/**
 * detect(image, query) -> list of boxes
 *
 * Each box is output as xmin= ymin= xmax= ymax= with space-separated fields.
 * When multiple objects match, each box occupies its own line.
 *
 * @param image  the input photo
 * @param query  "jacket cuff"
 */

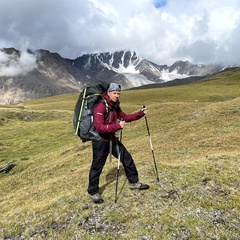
xmin=139 ymin=110 xmax=145 ymax=117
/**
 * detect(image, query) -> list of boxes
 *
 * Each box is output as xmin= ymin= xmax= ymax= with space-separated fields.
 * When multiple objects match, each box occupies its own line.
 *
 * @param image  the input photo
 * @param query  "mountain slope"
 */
xmin=0 ymin=48 xmax=226 ymax=104
xmin=0 ymin=48 xmax=89 ymax=104
xmin=68 ymin=51 xmax=225 ymax=88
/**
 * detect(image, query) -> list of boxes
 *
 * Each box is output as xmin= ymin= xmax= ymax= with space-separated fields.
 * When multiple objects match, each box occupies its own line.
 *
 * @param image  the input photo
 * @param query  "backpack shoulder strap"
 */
xmin=100 ymin=98 xmax=110 ymax=119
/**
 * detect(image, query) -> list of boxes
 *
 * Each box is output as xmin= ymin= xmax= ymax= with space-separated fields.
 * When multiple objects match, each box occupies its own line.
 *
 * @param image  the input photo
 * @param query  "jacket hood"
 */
xmin=103 ymin=92 xmax=120 ymax=109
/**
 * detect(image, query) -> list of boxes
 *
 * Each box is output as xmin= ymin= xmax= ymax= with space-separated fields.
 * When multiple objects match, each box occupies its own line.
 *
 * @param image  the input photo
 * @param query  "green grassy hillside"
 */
xmin=0 ymin=69 xmax=240 ymax=239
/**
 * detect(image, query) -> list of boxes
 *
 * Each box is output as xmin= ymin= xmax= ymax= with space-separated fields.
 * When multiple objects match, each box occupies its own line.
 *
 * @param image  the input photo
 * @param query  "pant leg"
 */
xmin=87 ymin=140 xmax=109 ymax=195
xmin=112 ymin=139 xmax=139 ymax=183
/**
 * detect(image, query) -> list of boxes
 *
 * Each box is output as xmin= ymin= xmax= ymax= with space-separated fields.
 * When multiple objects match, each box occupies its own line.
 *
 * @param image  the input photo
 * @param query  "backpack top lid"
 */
xmin=85 ymin=82 xmax=109 ymax=96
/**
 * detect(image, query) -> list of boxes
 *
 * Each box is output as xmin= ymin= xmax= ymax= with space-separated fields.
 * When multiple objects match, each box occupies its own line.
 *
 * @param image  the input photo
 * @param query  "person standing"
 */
xmin=88 ymin=83 xmax=149 ymax=204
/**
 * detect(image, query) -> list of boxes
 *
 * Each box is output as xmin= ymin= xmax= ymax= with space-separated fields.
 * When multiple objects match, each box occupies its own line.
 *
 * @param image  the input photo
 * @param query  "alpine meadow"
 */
xmin=0 ymin=68 xmax=239 ymax=239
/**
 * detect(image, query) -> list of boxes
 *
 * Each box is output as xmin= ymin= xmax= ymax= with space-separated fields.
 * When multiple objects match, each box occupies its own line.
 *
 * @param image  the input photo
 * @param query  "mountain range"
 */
xmin=0 ymin=48 xmax=228 ymax=104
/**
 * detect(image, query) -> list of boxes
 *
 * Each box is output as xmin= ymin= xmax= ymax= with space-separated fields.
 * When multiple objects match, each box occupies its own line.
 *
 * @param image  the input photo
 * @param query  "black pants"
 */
xmin=87 ymin=138 xmax=139 ymax=195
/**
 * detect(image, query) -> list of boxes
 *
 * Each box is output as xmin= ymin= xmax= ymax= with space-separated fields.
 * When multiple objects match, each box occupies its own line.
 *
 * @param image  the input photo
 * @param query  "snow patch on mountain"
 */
xmin=122 ymin=73 xmax=154 ymax=87
xmin=161 ymin=69 xmax=189 ymax=81
xmin=98 ymin=51 xmax=142 ymax=74
xmin=100 ymin=60 xmax=140 ymax=74
xmin=114 ymin=64 xmax=140 ymax=74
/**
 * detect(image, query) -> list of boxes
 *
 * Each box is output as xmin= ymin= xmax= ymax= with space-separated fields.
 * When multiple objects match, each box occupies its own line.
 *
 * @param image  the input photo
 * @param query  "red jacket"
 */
xmin=93 ymin=92 xmax=145 ymax=139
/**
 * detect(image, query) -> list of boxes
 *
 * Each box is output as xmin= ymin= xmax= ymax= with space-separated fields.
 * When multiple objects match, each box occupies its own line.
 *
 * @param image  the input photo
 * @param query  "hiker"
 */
xmin=88 ymin=82 xmax=149 ymax=204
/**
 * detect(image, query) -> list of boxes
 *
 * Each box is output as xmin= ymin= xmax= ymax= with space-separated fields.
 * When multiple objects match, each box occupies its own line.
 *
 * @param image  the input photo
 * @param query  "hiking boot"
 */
xmin=90 ymin=193 xmax=104 ymax=204
xmin=129 ymin=182 xmax=149 ymax=190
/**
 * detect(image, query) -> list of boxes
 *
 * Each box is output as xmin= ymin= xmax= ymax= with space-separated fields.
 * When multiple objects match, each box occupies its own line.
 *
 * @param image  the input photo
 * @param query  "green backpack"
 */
xmin=73 ymin=82 xmax=109 ymax=142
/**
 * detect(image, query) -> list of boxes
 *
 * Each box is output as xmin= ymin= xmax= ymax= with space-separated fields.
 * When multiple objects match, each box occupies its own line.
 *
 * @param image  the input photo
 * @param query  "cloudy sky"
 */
xmin=1 ymin=0 xmax=240 ymax=65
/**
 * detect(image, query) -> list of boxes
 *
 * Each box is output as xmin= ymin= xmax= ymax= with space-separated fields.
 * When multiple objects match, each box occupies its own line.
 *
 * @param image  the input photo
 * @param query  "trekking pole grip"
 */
xmin=142 ymin=105 xmax=150 ymax=134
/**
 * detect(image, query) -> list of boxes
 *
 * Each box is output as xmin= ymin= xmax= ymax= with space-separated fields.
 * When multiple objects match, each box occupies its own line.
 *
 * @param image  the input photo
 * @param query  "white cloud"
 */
xmin=0 ymin=0 xmax=240 ymax=65
xmin=0 ymin=49 xmax=37 ymax=77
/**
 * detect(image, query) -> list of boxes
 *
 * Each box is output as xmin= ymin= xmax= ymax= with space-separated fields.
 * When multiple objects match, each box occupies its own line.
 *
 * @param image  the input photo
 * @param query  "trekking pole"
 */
xmin=115 ymin=121 xmax=123 ymax=203
xmin=115 ymin=139 xmax=121 ymax=203
xmin=143 ymin=106 xmax=159 ymax=182
xmin=109 ymin=139 xmax=112 ymax=162
xmin=119 ymin=128 xmax=123 ymax=142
